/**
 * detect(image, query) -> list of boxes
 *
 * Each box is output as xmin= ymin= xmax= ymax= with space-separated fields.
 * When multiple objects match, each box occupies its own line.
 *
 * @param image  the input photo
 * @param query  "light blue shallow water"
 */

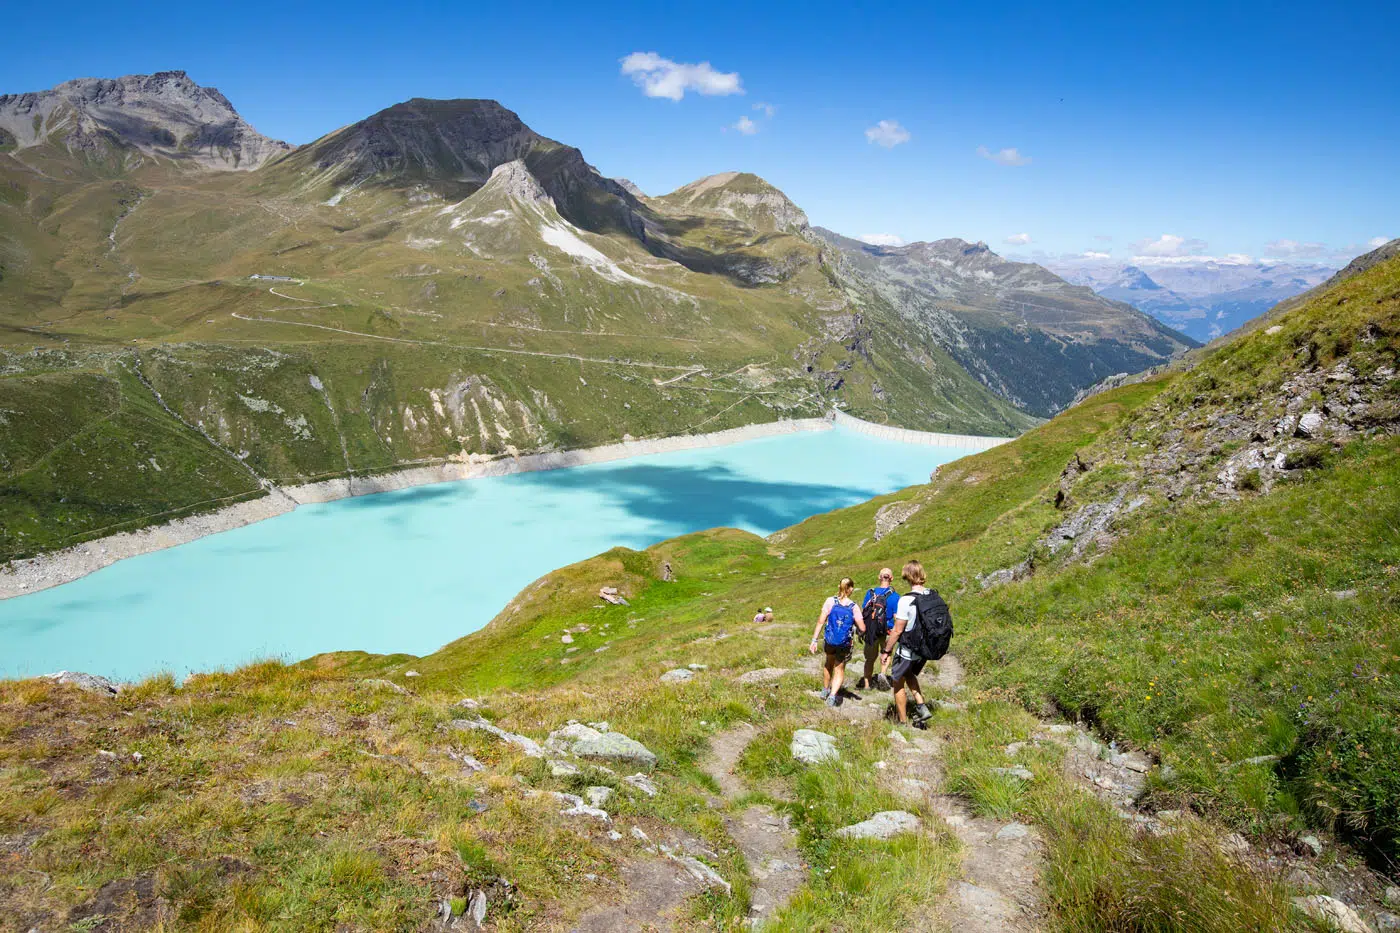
xmin=0 ymin=425 xmax=970 ymax=682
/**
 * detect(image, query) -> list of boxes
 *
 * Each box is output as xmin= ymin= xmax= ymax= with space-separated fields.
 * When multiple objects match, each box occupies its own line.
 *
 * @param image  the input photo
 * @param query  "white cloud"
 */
xmin=620 ymin=52 xmax=743 ymax=101
xmin=1208 ymin=323 xmax=1223 ymax=339
xmin=1133 ymin=253 xmax=1255 ymax=266
xmin=859 ymin=233 xmax=906 ymax=247
xmin=1264 ymin=238 xmax=1327 ymax=258
xmin=1004 ymin=233 xmax=1032 ymax=245
xmin=1081 ymin=250 xmax=1112 ymax=260
xmin=728 ymin=115 xmax=759 ymax=135
xmin=753 ymin=101 xmax=776 ymax=118
xmin=1132 ymin=234 xmax=1209 ymax=258
xmin=977 ymin=146 xmax=1031 ymax=166
xmin=865 ymin=120 xmax=911 ymax=148
xmin=1369 ymin=235 xmax=1393 ymax=249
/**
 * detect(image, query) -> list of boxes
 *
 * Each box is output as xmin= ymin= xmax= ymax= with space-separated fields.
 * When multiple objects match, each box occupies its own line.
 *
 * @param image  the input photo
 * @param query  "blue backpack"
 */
xmin=824 ymin=600 xmax=857 ymax=647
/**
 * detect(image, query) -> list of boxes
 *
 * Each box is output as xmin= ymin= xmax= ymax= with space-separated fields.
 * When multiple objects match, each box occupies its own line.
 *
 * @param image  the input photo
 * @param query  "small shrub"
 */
xmin=1235 ymin=469 xmax=1263 ymax=492
xmin=1282 ymin=444 xmax=1330 ymax=470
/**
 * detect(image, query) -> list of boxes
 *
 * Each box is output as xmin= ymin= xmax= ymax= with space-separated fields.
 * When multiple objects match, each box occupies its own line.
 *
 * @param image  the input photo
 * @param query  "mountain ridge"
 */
xmin=0 ymin=70 xmax=1199 ymax=560
xmin=0 ymin=69 xmax=290 ymax=171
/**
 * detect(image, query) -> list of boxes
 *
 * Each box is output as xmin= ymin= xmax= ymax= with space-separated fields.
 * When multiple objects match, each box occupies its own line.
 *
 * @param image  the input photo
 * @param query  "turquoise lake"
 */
xmin=0 ymin=425 xmax=972 ymax=682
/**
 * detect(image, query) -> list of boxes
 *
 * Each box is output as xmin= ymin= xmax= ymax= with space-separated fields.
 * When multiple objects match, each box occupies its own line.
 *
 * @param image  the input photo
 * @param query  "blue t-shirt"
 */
xmin=863 ymin=586 xmax=900 ymax=634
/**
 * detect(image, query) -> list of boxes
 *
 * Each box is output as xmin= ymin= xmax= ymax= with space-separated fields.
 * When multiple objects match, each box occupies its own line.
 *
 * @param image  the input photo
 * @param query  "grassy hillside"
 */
xmin=2 ymin=250 xmax=1394 ymax=930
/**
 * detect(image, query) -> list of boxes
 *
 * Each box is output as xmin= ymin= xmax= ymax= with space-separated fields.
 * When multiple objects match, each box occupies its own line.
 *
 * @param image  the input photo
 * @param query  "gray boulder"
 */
xmin=549 ymin=722 xmax=658 ymax=769
xmin=659 ymin=668 xmax=694 ymax=683
xmin=737 ymin=668 xmax=792 ymax=684
xmin=623 ymin=773 xmax=659 ymax=797
xmin=1291 ymin=895 xmax=1373 ymax=933
xmin=552 ymin=792 xmax=610 ymax=822
xmin=995 ymin=822 xmax=1032 ymax=841
xmin=41 ymin=671 xmax=120 ymax=696
xmin=835 ymin=810 xmax=921 ymax=840
xmin=1297 ymin=411 xmax=1326 ymax=437
xmin=790 ymin=729 xmax=840 ymax=765
xmin=585 ymin=786 xmax=614 ymax=808
xmin=449 ymin=717 xmax=546 ymax=758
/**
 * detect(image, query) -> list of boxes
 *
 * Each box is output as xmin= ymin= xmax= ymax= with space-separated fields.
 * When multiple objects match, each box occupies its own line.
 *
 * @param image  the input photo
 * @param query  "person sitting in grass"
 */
xmin=882 ymin=560 xmax=940 ymax=727
xmin=752 ymin=606 xmax=774 ymax=626
xmin=809 ymin=577 xmax=865 ymax=707
xmin=858 ymin=568 xmax=900 ymax=690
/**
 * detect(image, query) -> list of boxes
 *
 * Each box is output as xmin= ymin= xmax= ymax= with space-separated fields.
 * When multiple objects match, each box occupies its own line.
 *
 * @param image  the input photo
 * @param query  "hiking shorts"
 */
xmin=863 ymin=638 xmax=885 ymax=664
xmin=890 ymin=654 xmax=927 ymax=684
xmin=824 ymin=641 xmax=853 ymax=664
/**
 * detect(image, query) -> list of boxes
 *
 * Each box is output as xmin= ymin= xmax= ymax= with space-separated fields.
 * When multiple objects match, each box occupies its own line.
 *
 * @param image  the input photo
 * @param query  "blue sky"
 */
xmin=4 ymin=0 xmax=1396 ymax=264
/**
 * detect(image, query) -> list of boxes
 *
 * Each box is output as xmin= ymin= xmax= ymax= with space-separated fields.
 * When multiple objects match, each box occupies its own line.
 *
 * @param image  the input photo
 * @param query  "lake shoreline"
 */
xmin=0 ymin=414 xmax=1010 ymax=601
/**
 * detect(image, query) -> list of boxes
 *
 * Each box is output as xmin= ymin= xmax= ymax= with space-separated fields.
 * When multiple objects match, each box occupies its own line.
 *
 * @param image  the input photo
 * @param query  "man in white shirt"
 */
xmin=880 ymin=559 xmax=935 ymax=726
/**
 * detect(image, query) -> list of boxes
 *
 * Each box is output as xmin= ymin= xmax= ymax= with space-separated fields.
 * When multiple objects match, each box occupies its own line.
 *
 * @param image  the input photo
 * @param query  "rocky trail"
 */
xmin=700 ymin=722 xmax=807 ymax=926
xmin=808 ymin=656 xmax=1046 ymax=931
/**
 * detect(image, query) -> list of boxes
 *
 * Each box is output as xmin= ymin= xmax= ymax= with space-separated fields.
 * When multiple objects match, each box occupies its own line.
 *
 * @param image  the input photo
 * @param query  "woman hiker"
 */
xmin=858 ymin=567 xmax=900 ymax=690
xmin=809 ymin=577 xmax=865 ymax=707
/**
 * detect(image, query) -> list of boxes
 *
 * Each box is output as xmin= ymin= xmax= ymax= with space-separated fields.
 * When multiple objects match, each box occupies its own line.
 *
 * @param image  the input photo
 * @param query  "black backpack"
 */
xmin=899 ymin=590 xmax=953 ymax=661
xmin=862 ymin=588 xmax=890 ymax=645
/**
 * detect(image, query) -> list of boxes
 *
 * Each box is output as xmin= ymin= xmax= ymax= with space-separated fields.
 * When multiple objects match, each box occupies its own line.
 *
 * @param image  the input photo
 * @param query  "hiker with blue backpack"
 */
xmin=808 ymin=577 xmax=866 ymax=707
xmin=857 ymin=568 xmax=900 ymax=691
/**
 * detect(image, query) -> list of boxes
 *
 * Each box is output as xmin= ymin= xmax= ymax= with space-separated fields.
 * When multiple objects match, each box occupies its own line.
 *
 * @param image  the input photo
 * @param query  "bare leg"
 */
xmin=907 ymin=674 xmax=923 ymax=707
xmin=822 ymin=654 xmax=834 ymax=692
xmin=893 ymin=680 xmax=909 ymax=722
xmin=831 ymin=660 xmax=846 ymax=698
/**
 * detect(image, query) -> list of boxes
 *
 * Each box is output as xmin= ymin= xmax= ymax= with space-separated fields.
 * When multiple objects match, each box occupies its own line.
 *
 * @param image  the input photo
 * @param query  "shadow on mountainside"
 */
xmin=511 ymin=462 xmax=879 ymax=537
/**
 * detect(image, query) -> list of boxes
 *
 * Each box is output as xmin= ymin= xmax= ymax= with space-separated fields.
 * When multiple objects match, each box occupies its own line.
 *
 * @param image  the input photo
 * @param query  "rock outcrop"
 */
xmin=790 ymin=729 xmax=839 ymax=765
xmin=0 ymin=70 xmax=290 ymax=169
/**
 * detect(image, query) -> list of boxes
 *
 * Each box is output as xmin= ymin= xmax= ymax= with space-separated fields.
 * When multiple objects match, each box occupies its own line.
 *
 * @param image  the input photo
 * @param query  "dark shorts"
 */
xmin=890 ymin=654 xmax=927 ymax=683
xmin=824 ymin=641 xmax=853 ymax=664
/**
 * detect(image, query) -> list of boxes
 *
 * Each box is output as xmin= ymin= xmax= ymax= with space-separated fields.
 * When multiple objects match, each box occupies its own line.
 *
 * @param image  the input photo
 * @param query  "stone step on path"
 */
xmin=701 ymin=722 xmax=807 ymax=928
xmin=570 ymin=859 xmax=710 ymax=933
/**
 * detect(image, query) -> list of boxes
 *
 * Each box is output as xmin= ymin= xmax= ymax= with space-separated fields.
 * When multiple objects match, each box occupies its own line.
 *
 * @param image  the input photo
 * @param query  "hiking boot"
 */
xmin=913 ymin=703 xmax=933 ymax=722
xmin=825 ymin=693 xmax=840 ymax=708
xmin=876 ymin=674 xmax=892 ymax=691
xmin=819 ymin=687 xmax=831 ymax=700
xmin=911 ymin=718 xmax=929 ymax=730
xmin=855 ymin=677 xmax=871 ymax=690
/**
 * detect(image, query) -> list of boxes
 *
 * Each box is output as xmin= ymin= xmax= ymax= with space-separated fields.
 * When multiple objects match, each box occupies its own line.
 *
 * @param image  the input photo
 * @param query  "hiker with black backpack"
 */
xmin=858 ymin=568 xmax=900 ymax=690
xmin=880 ymin=559 xmax=953 ymax=727
xmin=808 ymin=577 xmax=866 ymax=708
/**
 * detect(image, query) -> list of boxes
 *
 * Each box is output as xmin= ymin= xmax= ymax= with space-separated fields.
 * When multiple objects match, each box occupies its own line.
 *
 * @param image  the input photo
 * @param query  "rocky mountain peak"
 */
xmin=0 ymin=70 xmax=290 ymax=170
xmin=480 ymin=159 xmax=553 ymax=207
xmin=302 ymin=98 xmax=541 ymax=187
xmin=659 ymin=171 xmax=808 ymax=234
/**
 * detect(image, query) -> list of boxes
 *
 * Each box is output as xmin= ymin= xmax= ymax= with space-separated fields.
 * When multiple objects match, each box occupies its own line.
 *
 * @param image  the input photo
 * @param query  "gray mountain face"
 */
xmin=0 ymin=71 xmax=290 ymax=170
xmin=1049 ymin=257 xmax=1336 ymax=342
xmin=814 ymin=229 xmax=1195 ymax=416
xmin=277 ymin=97 xmax=649 ymax=240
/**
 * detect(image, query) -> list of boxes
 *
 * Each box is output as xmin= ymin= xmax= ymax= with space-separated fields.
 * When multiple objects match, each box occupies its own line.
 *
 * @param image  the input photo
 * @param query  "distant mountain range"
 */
xmin=1044 ymin=255 xmax=1336 ymax=342
xmin=0 ymin=71 xmax=1194 ymax=559
xmin=814 ymin=231 xmax=1192 ymax=414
